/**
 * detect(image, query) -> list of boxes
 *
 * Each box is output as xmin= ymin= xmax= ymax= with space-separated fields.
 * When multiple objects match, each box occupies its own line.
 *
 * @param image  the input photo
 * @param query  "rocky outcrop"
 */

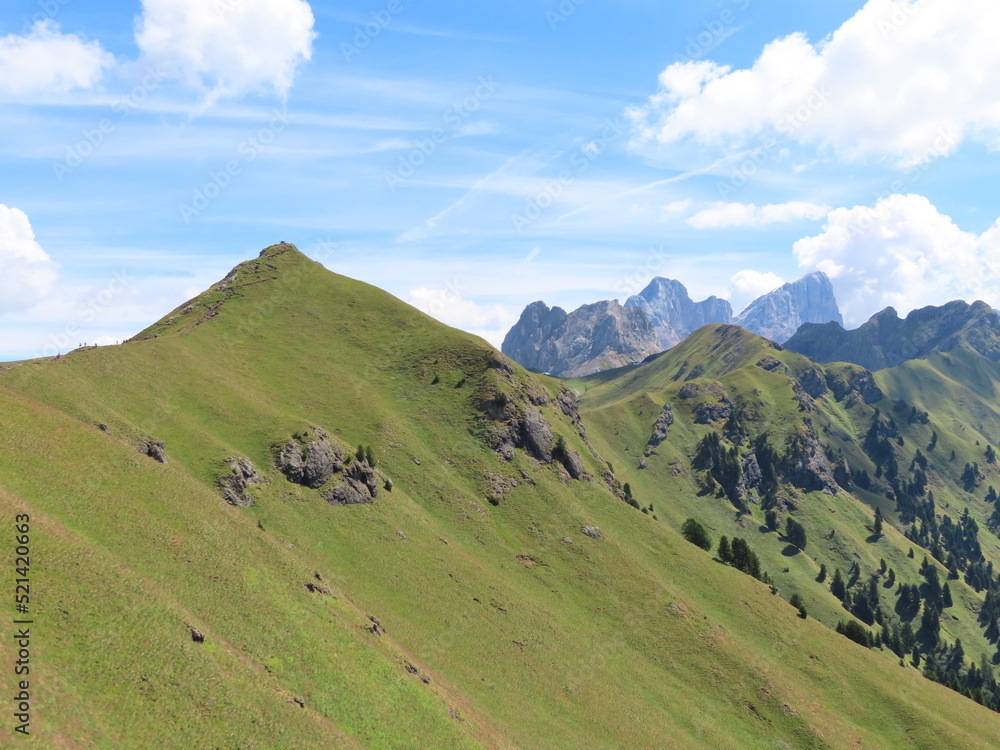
xmin=274 ymin=428 xmax=387 ymax=505
xmin=833 ymin=458 xmax=853 ymax=491
xmin=647 ymin=404 xmax=674 ymax=448
xmin=741 ymin=453 xmax=763 ymax=494
xmin=735 ymin=272 xmax=843 ymax=344
xmin=796 ymin=366 xmax=828 ymax=399
xmin=480 ymin=386 xmax=590 ymax=480
xmin=275 ymin=429 xmax=343 ymax=488
xmin=778 ymin=431 xmax=839 ymax=495
xmin=625 ymin=277 xmax=733 ymax=349
xmin=140 ymin=439 xmax=167 ymax=464
xmin=323 ymin=459 xmax=380 ymax=506
xmin=220 ymin=457 xmax=266 ymax=506
xmin=486 ymin=406 xmax=555 ymax=464
xmin=555 ymin=445 xmax=586 ymax=480
xmin=695 ymin=395 xmax=733 ymax=425
xmin=786 ymin=300 xmax=1000 ymax=371
xmin=824 ymin=367 xmax=884 ymax=404
xmin=501 ymin=299 xmax=660 ymax=377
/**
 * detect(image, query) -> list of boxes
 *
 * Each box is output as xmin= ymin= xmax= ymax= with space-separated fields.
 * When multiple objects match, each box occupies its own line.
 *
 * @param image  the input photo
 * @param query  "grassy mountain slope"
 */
xmin=574 ymin=323 xmax=1000 ymax=725
xmin=2 ymin=246 xmax=999 ymax=747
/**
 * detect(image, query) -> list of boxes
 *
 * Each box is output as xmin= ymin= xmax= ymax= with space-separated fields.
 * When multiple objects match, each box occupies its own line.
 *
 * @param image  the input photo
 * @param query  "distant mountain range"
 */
xmin=502 ymin=271 xmax=843 ymax=376
xmin=785 ymin=299 xmax=1000 ymax=370
xmin=624 ymin=277 xmax=733 ymax=349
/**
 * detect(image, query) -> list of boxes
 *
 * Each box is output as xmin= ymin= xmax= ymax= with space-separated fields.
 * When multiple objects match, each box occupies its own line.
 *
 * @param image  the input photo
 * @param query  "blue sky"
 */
xmin=3 ymin=0 xmax=1000 ymax=360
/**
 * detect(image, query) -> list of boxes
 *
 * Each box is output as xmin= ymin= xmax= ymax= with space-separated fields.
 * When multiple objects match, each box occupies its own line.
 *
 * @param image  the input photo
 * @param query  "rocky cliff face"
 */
xmin=735 ymin=272 xmax=843 ymax=343
xmin=625 ymin=277 xmax=733 ymax=349
xmin=785 ymin=299 xmax=1000 ymax=370
xmin=501 ymin=272 xmax=843 ymax=377
xmin=501 ymin=299 xmax=660 ymax=377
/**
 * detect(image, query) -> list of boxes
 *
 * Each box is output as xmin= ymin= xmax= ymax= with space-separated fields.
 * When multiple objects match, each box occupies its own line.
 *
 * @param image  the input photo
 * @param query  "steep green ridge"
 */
xmin=1 ymin=246 xmax=999 ymax=747
xmin=574 ymin=323 xmax=1000 ymax=722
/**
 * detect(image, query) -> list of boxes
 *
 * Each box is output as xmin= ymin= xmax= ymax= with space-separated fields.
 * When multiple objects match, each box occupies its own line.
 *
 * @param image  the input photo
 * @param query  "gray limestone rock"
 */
xmin=735 ymin=272 xmax=843 ymax=344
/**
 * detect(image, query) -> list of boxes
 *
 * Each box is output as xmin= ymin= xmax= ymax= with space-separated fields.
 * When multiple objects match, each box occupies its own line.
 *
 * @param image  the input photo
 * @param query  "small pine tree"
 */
xmin=816 ymin=564 xmax=827 ymax=584
xmin=943 ymin=583 xmax=953 ymax=608
xmin=765 ymin=509 xmax=779 ymax=532
xmin=872 ymin=508 xmax=884 ymax=539
xmin=785 ymin=518 xmax=807 ymax=551
xmin=831 ymin=568 xmax=847 ymax=601
xmin=681 ymin=518 xmax=712 ymax=551
xmin=718 ymin=536 xmax=732 ymax=564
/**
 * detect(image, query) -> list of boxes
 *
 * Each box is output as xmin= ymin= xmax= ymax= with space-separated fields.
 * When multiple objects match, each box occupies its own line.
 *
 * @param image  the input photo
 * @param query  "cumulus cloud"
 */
xmin=406 ymin=287 xmax=517 ymax=348
xmin=687 ymin=201 xmax=829 ymax=229
xmin=792 ymin=193 xmax=999 ymax=326
xmin=0 ymin=21 xmax=113 ymax=94
xmin=135 ymin=0 xmax=317 ymax=101
xmin=0 ymin=206 xmax=59 ymax=314
xmin=728 ymin=270 xmax=785 ymax=314
xmin=629 ymin=0 xmax=1000 ymax=166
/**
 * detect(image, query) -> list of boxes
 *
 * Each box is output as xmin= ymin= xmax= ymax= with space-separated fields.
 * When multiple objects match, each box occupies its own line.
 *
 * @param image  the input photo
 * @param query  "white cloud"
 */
xmin=135 ymin=0 xmax=317 ymax=101
xmin=0 ymin=21 xmax=113 ymax=94
xmin=0 ymin=206 xmax=59 ymax=314
xmin=406 ymin=287 xmax=517 ymax=348
xmin=661 ymin=199 xmax=693 ymax=221
xmin=629 ymin=0 xmax=1000 ymax=166
xmin=792 ymin=193 xmax=997 ymax=326
xmin=728 ymin=270 xmax=785 ymax=314
xmin=687 ymin=201 xmax=829 ymax=229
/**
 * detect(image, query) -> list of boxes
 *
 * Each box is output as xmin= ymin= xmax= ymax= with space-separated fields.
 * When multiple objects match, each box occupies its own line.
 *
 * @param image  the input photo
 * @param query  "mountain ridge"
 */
xmin=785 ymin=299 xmax=1000 ymax=370
xmin=734 ymin=271 xmax=843 ymax=343
xmin=4 ymin=243 xmax=1000 ymax=746
xmin=503 ymin=271 xmax=844 ymax=377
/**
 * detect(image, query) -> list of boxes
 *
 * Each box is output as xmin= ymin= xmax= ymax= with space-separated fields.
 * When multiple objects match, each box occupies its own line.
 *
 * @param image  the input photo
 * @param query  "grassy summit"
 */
xmin=1 ymin=244 xmax=999 ymax=747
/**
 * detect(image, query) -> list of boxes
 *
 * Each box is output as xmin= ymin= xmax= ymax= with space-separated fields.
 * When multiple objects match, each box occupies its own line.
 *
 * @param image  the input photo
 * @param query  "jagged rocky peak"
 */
xmin=785 ymin=298 xmax=1000 ymax=371
xmin=625 ymin=277 xmax=733 ymax=349
xmin=734 ymin=271 xmax=843 ymax=344
xmin=501 ymin=298 xmax=659 ymax=378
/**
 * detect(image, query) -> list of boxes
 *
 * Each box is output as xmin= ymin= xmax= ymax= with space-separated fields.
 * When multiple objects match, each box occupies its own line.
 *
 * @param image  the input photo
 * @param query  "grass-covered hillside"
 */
xmin=2 ymin=244 xmax=1000 ymax=748
xmin=575 ymin=323 xmax=1000 ymax=722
